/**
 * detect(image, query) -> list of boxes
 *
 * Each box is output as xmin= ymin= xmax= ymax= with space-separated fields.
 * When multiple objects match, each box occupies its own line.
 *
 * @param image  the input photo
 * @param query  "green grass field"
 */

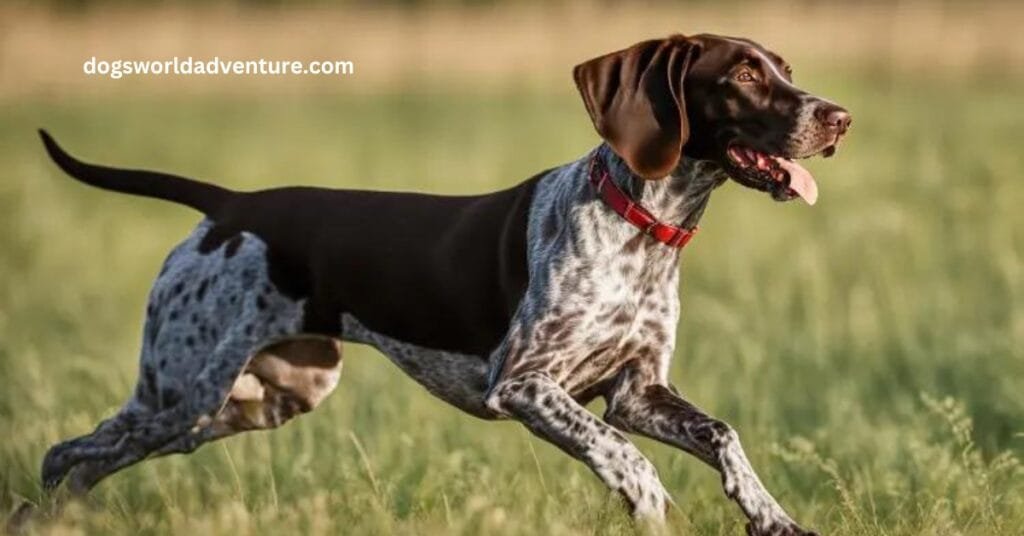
xmin=1 ymin=70 xmax=1023 ymax=534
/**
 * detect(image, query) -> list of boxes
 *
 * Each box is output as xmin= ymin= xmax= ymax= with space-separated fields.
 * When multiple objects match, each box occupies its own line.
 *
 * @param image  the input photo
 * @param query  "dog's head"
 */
xmin=574 ymin=34 xmax=850 ymax=204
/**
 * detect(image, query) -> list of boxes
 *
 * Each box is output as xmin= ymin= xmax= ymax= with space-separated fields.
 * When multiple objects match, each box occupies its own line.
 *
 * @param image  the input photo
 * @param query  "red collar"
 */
xmin=588 ymin=153 xmax=697 ymax=249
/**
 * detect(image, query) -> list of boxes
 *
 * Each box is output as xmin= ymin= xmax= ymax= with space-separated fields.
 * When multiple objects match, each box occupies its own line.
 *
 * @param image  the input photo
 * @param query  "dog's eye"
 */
xmin=735 ymin=70 xmax=755 ymax=83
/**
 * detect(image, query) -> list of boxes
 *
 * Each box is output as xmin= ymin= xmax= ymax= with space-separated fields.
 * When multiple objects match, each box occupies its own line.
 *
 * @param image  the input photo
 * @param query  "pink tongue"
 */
xmin=775 ymin=158 xmax=818 ymax=205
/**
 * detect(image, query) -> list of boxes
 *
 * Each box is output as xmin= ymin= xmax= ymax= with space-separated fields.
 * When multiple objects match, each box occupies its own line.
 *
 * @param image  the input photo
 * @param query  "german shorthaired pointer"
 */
xmin=37 ymin=34 xmax=848 ymax=534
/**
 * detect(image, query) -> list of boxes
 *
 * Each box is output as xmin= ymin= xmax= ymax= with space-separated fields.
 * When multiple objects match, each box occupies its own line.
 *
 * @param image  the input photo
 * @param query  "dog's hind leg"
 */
xmin=40 ymin=403 xmax=151 ymax=491
xmin=61 ymin=336 xmax=343 ymax=494
xmin=40 ymin=325 xmax=263 ymax=493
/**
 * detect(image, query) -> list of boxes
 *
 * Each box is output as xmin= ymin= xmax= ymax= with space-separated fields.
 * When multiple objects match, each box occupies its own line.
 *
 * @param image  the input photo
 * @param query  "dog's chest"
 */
xmin=570 ymin=254 xmax=678 ymax=390
xmin=517 ymin=234 xmax=681 ymax=393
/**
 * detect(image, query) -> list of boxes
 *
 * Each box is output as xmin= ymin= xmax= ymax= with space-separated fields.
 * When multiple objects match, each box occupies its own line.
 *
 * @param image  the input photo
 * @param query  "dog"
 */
xmin=37 ymin=34 xmax=848 ymax=535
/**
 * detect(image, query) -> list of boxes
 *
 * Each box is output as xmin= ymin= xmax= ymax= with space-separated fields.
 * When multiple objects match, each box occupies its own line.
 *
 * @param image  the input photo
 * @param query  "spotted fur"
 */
xmin=484 ymin=147 xmax=810 ymax=534
xmin=39 ymin=145 xmax=809 ymax=534
xmin=34 ymin=32 xmax=851 ymax=535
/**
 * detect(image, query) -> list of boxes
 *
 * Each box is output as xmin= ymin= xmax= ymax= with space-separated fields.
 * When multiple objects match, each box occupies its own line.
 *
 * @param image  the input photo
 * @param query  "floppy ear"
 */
xmin=573 ymin=36 xmax=697 ymax=179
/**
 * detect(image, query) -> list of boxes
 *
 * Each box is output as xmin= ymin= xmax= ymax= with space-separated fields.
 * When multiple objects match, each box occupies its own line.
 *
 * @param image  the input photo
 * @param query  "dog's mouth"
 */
xmin=724 ymin=144 xmax=825 ymax=205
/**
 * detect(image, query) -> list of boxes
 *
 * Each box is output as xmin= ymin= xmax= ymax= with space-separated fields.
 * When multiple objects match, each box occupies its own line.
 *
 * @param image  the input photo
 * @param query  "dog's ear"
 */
xmin=573 ymin=36 xmax=697 ymax=180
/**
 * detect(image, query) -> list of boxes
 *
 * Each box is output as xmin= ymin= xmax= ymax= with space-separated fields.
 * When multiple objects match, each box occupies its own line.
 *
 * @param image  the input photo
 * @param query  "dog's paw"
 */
xmin=40 ymin=446 xmax=72 ymax=491
xmin=745 ymin=520 xmax=819 ymax=536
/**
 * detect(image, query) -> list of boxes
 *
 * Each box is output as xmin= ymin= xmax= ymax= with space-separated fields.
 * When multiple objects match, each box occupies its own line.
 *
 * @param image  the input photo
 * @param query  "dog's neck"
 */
xmin=597 ymin=144 xmax=728 ymax=231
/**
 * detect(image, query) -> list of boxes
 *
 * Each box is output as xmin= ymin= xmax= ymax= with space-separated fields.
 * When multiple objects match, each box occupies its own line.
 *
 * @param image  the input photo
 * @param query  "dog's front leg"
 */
xmin=485 ymin=371 xmax=671 ymax=522
xmin=604 ymin=367 xmax=816 ymax=536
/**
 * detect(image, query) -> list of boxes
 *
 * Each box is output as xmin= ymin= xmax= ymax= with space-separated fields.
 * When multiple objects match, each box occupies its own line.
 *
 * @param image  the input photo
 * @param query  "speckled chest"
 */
xmin=491 ymin=155 xmax=699 ymax=396
xmin=543 ymin=246 xmax=681 ymax=394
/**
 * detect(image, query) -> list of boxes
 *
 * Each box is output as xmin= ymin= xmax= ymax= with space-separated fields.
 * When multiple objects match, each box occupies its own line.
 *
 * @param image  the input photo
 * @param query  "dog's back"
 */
xmin=41 ymin=130 xmax=541 ymax=356
xmin=198 ymin=181 xmax=541 ymax=355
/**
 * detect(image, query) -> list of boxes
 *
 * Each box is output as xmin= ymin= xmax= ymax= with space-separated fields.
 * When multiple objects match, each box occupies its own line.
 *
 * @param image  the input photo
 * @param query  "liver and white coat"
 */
xmin=37 ymin=33 xmax=849 ymax=535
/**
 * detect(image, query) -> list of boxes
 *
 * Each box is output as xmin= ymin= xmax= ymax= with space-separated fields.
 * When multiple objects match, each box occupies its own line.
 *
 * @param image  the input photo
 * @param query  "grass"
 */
xmin=1 ymin=70 xmax=1023 ymax=534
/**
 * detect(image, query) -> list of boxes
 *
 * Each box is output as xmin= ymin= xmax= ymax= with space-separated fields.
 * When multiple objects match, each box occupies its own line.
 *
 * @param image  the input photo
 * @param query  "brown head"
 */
xmin=574 ymin=34 xmax=851 ymax=204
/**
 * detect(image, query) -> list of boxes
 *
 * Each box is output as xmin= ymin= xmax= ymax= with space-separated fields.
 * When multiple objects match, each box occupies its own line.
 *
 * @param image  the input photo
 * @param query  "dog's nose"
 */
xmin=816 ymin=104 xmax=851 ymax=134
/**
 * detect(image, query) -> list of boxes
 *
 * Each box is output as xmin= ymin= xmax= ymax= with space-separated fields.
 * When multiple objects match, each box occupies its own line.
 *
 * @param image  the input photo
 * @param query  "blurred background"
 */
xmin=1 ymin=1 xmax=1022 ymax=534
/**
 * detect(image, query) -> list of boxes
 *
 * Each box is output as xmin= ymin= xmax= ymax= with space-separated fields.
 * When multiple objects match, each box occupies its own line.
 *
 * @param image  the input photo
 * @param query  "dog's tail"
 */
xmin=39 ymin=129 xmax=233 ymax=216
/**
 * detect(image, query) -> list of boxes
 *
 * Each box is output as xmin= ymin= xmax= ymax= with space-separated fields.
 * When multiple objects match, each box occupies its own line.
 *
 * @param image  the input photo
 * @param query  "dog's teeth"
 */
xmin=728 ymin=146 xmax=744 ymax=164
xmin=755 ymin=153 xmax=770 ymax=170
